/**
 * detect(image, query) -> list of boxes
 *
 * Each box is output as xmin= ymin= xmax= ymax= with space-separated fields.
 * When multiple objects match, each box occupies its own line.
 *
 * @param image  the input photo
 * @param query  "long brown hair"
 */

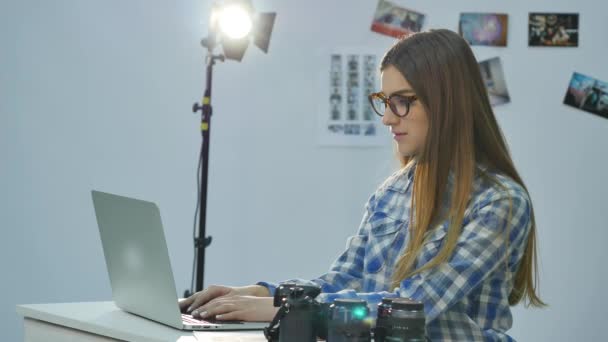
xmin=384 ymin=29 xmax=545 ymax=307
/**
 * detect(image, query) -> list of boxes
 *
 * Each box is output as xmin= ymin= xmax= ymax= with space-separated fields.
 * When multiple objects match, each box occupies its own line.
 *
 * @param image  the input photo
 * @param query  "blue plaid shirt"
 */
xmin=259 ymin=164 xmax=532 ymax=341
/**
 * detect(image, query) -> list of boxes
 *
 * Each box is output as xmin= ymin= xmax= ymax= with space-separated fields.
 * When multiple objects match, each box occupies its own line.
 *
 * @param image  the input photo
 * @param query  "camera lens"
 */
xmin=327 ymin=298 xmax=371 ymax=342
xmin=386 ymin=298 xmax=426 ymax=342
xmin=374 ymin=297 xmax=395 ymax=342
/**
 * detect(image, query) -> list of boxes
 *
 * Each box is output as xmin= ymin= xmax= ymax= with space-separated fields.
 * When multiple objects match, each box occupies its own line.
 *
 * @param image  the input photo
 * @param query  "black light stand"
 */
xmin=185 ymin=35 xmax=225 ymax=297
xmin=184 ymin=2 xmax=276 ymax=298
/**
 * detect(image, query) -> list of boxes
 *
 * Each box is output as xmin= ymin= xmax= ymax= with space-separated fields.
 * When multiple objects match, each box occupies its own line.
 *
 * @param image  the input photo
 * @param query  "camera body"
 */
xmin=264 ymin=283 xmax=323 ymax=342
xmin=264 ymin=284 xmax=428 ymax=342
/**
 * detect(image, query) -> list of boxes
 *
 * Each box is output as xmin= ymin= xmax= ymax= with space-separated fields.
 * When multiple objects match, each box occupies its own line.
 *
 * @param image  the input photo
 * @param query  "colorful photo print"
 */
xmin=529 ymin=13 xmax=579 ymax=47
xmin=371 ymin=0 xmax=425 ymax=38
xmin=459 ymin=13 xmax=508 ymax=46
xmin=564 ymin=72 xmax=608 ymax=120
xmin=478 ymin=57 xmax=510 ymax=106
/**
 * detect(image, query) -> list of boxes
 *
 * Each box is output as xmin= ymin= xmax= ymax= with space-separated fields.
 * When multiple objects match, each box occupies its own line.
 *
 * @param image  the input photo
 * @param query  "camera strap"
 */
xmin=263 ymin=302 xmax=290 ymax=342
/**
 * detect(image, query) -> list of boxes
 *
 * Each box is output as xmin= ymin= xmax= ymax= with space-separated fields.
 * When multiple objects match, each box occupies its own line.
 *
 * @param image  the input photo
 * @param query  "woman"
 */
xmin=179 ymin=29 xmax=545 ymax=341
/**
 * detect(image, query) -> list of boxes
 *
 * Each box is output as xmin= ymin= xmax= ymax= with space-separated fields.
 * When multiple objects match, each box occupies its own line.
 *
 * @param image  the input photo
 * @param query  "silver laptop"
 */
xmin=91 ymin=190 xmax=269 ymax=331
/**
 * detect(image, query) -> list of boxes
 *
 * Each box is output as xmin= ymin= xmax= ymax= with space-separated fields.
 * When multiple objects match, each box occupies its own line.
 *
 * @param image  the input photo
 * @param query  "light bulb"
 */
xmin=218 ymin=5 xmax=252 ymax=39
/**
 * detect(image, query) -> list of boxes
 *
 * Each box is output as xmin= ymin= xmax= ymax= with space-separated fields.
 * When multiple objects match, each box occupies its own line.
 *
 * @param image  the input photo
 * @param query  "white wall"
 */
xmin=2 ymin=0 xmax=607 ymax=341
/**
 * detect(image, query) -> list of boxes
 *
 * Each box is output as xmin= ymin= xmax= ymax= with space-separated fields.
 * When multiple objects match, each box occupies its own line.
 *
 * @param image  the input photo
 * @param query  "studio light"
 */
xmin=204 ymin=0 xmax=276 ymax=62
xmin=185 ymin=0 xmax=276 ymax=297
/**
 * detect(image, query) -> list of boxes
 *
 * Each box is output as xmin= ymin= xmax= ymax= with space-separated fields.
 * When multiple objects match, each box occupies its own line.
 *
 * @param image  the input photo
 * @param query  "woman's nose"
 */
xmin=381 ymin=107 xmax=399 ymax=126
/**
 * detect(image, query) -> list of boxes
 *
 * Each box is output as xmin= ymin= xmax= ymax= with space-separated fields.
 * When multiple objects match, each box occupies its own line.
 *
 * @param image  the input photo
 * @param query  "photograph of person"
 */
xmin=371 ymin=0 xmax=425 ymax=38
xmin=529 ymin=13 xmax=579 ymax=47
xmin=180 ymin=29 xmax=545 ymax=341
xmin=564 ymin=72 xmax=608 ymax=119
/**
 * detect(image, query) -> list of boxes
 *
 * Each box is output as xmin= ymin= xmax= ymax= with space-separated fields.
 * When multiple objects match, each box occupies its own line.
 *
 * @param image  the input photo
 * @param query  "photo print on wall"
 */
xmin=459 ymin=13 xmax=509 ymax=46
xmin=479 ymin=57 xmax=510 ymax=107
xmin=320 ymin=50 xmax=387 ymax=147
xmin=371 ymin=0 xmax=425 ymax=38
xmin=564 ymin=72 xmax=608 ymax=120
xmin=529 ymin=13 xmax=579 ymax=47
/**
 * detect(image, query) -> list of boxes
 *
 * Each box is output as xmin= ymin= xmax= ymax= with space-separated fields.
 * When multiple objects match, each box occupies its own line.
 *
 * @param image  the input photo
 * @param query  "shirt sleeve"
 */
xmin=315 ymin=191 xmax=532 ymax=323
xmin=257 ymin=194 xmax=376 ymax=296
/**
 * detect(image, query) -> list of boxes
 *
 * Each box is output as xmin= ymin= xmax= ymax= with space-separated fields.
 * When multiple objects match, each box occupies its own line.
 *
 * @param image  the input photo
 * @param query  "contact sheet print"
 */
xmin=319 ymin=50 xmax=387 ymax=147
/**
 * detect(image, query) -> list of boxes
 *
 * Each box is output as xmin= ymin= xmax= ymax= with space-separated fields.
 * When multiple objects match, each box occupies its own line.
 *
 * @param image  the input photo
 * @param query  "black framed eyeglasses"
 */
xmin=368 ymin=92 xmax=418 ymax=118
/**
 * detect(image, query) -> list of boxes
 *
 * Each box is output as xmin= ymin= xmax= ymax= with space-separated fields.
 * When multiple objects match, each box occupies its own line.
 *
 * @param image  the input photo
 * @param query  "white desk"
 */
xmin=16 ymin=301 xmax=266 ymax=342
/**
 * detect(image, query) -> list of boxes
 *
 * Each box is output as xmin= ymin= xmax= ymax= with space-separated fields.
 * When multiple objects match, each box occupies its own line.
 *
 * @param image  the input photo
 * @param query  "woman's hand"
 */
xmin=178 ymin=285 xmax=270 ymax=314
xmin=191 ymin=296 xmax=277 ymax=322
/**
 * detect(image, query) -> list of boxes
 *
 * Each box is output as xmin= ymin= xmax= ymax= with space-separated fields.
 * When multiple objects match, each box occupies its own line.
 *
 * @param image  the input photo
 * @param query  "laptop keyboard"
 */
xmin=181 ymin=314 xmax=245 ymax=325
